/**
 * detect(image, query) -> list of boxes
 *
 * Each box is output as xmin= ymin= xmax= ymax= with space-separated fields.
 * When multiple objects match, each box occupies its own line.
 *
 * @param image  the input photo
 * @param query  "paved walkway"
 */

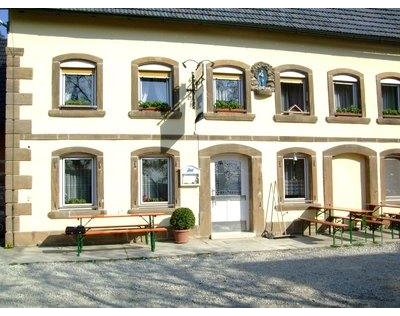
xmin=1 ymin=231 xmax=399 ymax=265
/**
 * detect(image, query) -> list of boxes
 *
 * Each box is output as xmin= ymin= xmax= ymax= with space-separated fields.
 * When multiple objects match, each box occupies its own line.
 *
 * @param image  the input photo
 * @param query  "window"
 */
xmin=283 ymin=154 xmax=309 ymax=201
xmin=280 ymin=71 xmax=308 ymax=113
xmin=140 ymin=157 xmax=172 ymax=204
xmin=51 ymin=54 xmax=104 ymax=117
xmin=384 ymin=157 xmax=400 ymax=201
xmin=381 ymin=78 xmax=400 ymax=116
xmin=60 ymin=61 xmax=96 ymax=107
xmin=61 ymin=157 xmax=95 ymax=207
xmin=333 ymin=75 xmax=360 ymax=115
xmin=273 ymin=65 xmax=316 ymax=123
xmin=213 ymin=68 xmax=244 ymax=111
xmin=139 ymin=64 xmax=172 ymax=110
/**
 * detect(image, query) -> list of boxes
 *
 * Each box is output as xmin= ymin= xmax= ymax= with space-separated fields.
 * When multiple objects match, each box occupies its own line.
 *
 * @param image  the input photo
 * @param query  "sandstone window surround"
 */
xmin=277 ymin=148 xmax=318 ymax=211
xmin=205 ymin=60 xmax=254 ymax=121
xmin=130 ymin=147 xmax=180 ymax=214
xmin=50 ymin=53 xmax=105 ymax=118
xmin=326 ymin=69 xmax=370 ymax=124
xmin=273 ymin=65 xmax=317 ymax=123
xmin=130 ymin=57 xmax=181 ymax=119
xmin=376 ymin=72 xmax=400 ymax=125
xmin=48 ymin=147 xmax=104 ymax=219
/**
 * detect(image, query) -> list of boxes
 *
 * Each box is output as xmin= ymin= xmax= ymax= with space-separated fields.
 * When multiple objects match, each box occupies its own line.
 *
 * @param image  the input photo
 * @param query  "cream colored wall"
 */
xmin=8 ymin=11 xmax=400 ymax=233
xmin=16 ymin=138 xmax=398 ymax=232
xmin=332 ymin=154 xmax=366 ymax=210
xmin=10 ymin=11 xmax=400 ymax=138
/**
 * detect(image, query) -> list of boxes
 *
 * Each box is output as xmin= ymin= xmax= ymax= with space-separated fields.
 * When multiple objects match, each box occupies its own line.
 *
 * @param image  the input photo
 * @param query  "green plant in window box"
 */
xmin=382 ymin=109 xmax=400 ymax=116
xmin=66 ymin=198 xmax=87 ymax=204
xmin=214 ymin=100 xmax=242 ymax=110
xmin=65 ymin=99 xmax=91 ymax=106
xmin=335 ymin=105 xmax=362 ymax=115
xmin=139 ymin=101 xmax=170 ymax=111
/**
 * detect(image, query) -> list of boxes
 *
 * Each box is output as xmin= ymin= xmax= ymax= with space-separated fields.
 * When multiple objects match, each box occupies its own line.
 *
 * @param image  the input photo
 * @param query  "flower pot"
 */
xmin=173 ymin=229 xmax=190 ymax=244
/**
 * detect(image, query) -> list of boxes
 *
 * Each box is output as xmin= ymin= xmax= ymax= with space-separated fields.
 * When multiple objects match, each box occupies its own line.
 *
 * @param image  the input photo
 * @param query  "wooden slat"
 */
xmin=84 ymin=227 xmax=167 ymax=236
xmin=299 ymin=217 xmax=348 ymax=228
xmin=69 ymin=212 xmax=166 ymax=219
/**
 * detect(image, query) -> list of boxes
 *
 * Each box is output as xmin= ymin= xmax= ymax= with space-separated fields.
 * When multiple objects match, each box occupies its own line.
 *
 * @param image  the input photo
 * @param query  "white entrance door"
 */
xmin=210 ymin=155 xmax=249 ymax=233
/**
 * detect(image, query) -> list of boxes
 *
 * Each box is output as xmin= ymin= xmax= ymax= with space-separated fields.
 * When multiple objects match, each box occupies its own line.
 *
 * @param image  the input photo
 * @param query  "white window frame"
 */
xmin=138 ymin=64 xmax=172 ymax=106
xmin=139 ymin=75 xmax=172 ymax=106
xmin=333 ymin=81 xmax=359 ymax=110
xmin=381 ymin=83 xmax=400 ymax=110
xmin=283 ymin=156 xmax=309 ymax=202
xmin=213 ymin=74 xmax=243 ymax=105
xmin=60 ymin=60 xmax=97 ymax=108
xmin=60 ymin=157 xmax=96 ymax=208
xmin=139 ymin=156 xmax=172 ymax=206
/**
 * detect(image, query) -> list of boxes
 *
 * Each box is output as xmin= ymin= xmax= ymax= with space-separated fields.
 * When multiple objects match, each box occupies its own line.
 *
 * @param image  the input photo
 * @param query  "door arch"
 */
xmin=323 ymin=145 xmax=378 ymax=208
xmin=198 ymin=144 xmax=263 ymax=237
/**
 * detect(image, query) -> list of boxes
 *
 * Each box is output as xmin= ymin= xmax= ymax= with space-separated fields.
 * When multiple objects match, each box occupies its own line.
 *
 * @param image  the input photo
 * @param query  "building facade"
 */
xmin=3 ymin=8 xmax=400 ymax=246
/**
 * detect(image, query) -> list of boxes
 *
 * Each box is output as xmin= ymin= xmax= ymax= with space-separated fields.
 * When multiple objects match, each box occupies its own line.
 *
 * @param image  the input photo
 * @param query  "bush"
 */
xmin=170 ymin=207 xmax=195 ymax=230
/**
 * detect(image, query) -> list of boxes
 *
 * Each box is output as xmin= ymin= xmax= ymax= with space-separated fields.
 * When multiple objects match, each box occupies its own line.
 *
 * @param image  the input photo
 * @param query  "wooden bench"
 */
xmin=66 ymin=212 xmax=167 ymax=256
xmin=299 ymin=216 xmax=348 ymax=246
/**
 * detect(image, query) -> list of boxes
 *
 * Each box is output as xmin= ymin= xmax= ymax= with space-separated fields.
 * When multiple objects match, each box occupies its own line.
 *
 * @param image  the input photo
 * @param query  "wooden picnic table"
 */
xmin=67 ymin=212 xmax=167 ymax=256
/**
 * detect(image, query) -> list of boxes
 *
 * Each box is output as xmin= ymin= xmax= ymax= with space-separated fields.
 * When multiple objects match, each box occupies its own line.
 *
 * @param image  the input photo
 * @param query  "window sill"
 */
xmin=277 ymin=202 xmax=320 ymax=211
xmin=128 ymin=110 xmax=182 ymax=119
xmin=273 ymin=114 xmax=317 ymax=123
xmin=204 ymin=112 xmax=255 ymax=121
xmin=326 ymin=116 xmax=370 ymax=124
xmin=377 ymin=117 xmax=400 ymax=125
xmin=49 ymin=109 xmax=106 ymax=118
xmin=48 ymin=208 xmax=106 ymax=219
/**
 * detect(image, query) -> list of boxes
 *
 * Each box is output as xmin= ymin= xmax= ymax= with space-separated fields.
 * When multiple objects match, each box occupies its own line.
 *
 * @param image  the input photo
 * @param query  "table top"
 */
xmin=308 ymin=205 xmax=374 ymax=214
xmin=70 ymin=212 xmax=166 ymax=219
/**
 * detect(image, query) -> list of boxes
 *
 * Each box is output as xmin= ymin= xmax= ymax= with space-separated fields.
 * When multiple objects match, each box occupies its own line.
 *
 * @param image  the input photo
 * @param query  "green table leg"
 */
xmin=150 ymin=231 xmax=156 ymax=252
xmin=341 ymin=228 xmax=344 ymax=246
xmin=380 ymin=224 xmax=383 ymax=243
xmin=391 ymin=225 xmax=394 ymax=239
xmin=145 ymin=232 xmax=149 ymax=245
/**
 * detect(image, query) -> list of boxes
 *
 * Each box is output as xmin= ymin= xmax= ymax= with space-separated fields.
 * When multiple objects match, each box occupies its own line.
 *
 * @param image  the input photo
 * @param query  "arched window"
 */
xmin=50 ymin=147 xmax=104 ymax=218
xmin=50 ymin=53 xmax=104 ymax=117
xmin=376 ymin=73 xmax=400 ymax=124
xmin=205 ymin=60 xmax=254 ymax=121
xmin=277 ymin=148 xmax=317 ymax=210
xmin=380 ymin=150 xmax=400 ymax=203
xmin=130 ymin=57 xmax=181 ymax=119
xmin=327 ymin=69 xmax=369 ymax=124
xmin=273 ymin=65 xmax=316 ymax=123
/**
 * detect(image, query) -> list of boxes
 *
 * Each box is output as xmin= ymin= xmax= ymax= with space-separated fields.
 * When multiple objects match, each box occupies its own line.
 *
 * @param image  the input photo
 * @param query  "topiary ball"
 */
xmin=170 ymin=207 xmax=195 ymax=230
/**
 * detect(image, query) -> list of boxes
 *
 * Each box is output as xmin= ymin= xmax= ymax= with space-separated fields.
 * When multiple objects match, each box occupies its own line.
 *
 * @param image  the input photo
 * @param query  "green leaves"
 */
xmin=383 ymin=108 xmax=400 ymax=116
xmin=65 ymin=99 xmax=91 ymax=105
xmin=170 ymin=207 xmax=195 ymax=230
xmin=335 ymin=105 xmax=361 ymax=114
xmin=139 ymin=100 xmax=170 ymax=111
xmin=66 ymin=198 xmax=87 ymax=204
xmin=214 ymin=100 xmax=242 ymax=109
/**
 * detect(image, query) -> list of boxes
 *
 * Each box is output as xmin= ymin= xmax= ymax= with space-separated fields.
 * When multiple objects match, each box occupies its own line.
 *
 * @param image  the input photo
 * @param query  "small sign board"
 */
xmin=180 ymin=165 xmax=200 ymax=187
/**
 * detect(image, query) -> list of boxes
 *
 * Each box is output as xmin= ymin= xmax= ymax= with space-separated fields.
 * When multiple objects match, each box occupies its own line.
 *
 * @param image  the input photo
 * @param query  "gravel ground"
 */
xmin=0 ymin=242 xmax=399 ymax=307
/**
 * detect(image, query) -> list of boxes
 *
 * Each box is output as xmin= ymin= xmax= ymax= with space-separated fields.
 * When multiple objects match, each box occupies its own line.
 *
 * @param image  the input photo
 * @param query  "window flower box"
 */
xmin=382 ymin=109 xmax=400 ymax=117
xmin=139 ymin=101 xmax=170 ymax=112
xmin=214 ymin=100 xmax=246 ymax=113
xmin=334 ymin=105 xmax=362 ymax=117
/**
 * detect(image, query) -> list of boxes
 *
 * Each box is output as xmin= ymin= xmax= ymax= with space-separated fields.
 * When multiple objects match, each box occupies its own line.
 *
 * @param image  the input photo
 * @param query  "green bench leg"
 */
xmin=150 ymin=231 xmax=156 ymax=252
xmin=145 ymin=232 xmax=149 ymax=245
xmin=77 ymin=233 xmax=83 ymax=256
xmin=332 ymin=229 xmax=336 ymax=247
xmin=391 ymin=225 xmax=394 ymax=239
xmin=380 ymin=225 xmax=383 ymax=243
xmin=349 ymin=218 xmax=353 ymax=244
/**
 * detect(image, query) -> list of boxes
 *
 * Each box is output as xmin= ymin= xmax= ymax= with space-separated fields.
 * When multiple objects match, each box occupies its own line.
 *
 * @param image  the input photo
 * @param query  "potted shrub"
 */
xmin=169 ymin=207 xmax=195 ymax=244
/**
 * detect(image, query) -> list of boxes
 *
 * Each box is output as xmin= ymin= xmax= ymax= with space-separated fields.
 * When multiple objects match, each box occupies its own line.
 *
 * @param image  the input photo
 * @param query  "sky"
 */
xmin=0 ymin=8 xmax=8 ymax=38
